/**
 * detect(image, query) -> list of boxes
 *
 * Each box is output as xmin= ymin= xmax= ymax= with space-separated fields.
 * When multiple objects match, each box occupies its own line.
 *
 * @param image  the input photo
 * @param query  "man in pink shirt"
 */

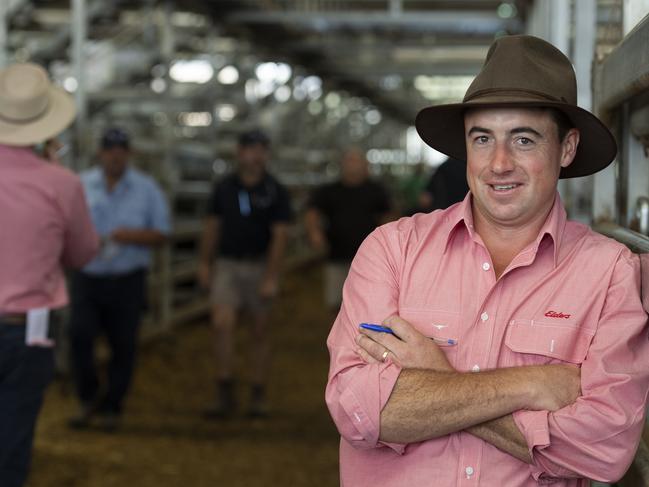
xmin=326 ymin=36 xmax=649 ymax=486
xmin=0 ymin=63 xmax=99 ymax=487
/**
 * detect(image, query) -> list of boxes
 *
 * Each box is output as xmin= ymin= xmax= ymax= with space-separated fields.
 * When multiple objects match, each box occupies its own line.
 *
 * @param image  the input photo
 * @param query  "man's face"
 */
xmin=464 ymin=107 xmax=579 ymax=231
xmin=237 ymin=143 xmax=269 ymax=174
xmin=100 ymin=146 xmax=130 ymax=179
xmin=341 ymin=149 xmax=369 ymax=184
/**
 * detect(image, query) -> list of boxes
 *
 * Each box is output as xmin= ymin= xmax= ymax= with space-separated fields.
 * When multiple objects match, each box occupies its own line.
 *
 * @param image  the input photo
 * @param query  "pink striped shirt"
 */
xmin=326 ymin=193 xmax=649 ymax=486
xmin=0 ymin=145 xmax=99 ymax=312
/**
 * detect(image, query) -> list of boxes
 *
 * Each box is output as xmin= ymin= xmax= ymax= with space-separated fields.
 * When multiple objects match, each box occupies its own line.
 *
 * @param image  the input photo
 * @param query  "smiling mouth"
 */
xmin=490 ymin=183 xmax=521 ymax=191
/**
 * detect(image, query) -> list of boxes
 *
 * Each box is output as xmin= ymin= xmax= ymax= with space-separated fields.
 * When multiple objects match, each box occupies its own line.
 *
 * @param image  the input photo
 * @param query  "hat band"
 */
xmin=464 ymin=88 xmax=570 ymax=104
xmin=0 ymin=99 xmax=51 ymax=125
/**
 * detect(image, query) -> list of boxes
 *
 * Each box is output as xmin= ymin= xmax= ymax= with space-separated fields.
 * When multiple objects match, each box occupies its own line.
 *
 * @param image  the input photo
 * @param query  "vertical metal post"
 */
xmin=624 ymin=0 xmax=649 ymax=35
xmin=72 ymin=0 xmax=88 ymax=170
xmin=571 ymin=0 xmax=597 ymax=223
xmin=549 ymin=0 xmax=571 ymax=56
xmin=0 ymin=1 xmax=8 ymax=68
xmin=389 ymin=0 xmax=402 ymax=16
xmin=545 ymin=0 xmax=572 ymax=207
xmin=574 ymin=0 xmax=596 ymax=110
xmin=159 ymin=0 xmax=175 ymax=330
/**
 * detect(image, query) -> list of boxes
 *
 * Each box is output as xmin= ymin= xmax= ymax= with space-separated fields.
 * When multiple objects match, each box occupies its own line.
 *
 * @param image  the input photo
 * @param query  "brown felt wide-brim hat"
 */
xmin=0 ymin=63 xmax=76 ymax=146
xmin=415 ymin=35 xmax=617 ymax=179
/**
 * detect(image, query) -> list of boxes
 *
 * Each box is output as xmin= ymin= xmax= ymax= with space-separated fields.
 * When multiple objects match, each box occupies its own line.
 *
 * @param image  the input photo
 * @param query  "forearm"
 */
xmin=304 ymin=209 xmax=324 ymax=243
xmin=467 ymin=415 xmax=531 ymax=463
xmin=112 ymin=229 xmax=166 ymax=247
xmin=380 ymin=367 xmax=538 ymax=444
xmin=199 ymin=218 xmax=219 ymax=264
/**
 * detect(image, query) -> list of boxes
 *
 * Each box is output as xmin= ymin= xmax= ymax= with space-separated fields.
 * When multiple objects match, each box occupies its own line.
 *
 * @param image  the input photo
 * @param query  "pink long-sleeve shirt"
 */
xmin=0 ymin=145 xmax=99 ymax=312
xmin=326 ymin=193 xmax=649 ymax=486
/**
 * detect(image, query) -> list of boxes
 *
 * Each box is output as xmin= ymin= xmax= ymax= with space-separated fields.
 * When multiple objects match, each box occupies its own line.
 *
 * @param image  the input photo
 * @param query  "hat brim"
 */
xmin=415 ymin=99 xmax=617 ymax=179
xmin=0 ymin=85 xmax=76 ymax=146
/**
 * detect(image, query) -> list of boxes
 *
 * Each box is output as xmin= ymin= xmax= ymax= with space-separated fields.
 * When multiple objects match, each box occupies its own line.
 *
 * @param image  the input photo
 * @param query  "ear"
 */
xmin=560 ymin=128 xmax=580 ymax=168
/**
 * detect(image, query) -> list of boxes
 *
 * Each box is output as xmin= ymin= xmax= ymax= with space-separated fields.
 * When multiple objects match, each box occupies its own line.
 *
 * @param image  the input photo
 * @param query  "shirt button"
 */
xmin=480 ymin=312 xmax=489 ymax=322
xmin=465 ymin=466 xmax=474 ymax=476
xmin=482 ymin=262 xmax=490 ymax=271
xmin=472 ymin=364 xmax=480 ymax=372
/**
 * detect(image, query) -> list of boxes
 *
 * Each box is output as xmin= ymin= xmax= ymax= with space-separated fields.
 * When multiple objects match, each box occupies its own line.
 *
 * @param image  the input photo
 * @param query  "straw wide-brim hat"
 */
xmin=0 ymin=63 xmax=76 ymax=146
xmin=415 ymin=35 xmax=617 ymax=179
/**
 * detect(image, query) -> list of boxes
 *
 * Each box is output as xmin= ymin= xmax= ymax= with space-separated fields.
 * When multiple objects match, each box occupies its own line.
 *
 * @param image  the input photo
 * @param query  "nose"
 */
xmin=489 ymin=142 xmax=515 ymax=174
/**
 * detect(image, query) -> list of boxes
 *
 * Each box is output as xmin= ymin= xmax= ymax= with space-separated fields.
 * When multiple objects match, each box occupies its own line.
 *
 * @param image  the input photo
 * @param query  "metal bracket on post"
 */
xmin=631 ymin=105 xmax=649 ymax=157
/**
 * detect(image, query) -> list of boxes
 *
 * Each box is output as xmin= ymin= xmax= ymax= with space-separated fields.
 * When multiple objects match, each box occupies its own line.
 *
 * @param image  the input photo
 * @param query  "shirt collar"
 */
xmin=99 ymin=166 xmax=134 ymax=191
xmin=0 ymin=144 xmax=44 ymax=165
xmin=443 ymin=191 xmax=566 ymax=268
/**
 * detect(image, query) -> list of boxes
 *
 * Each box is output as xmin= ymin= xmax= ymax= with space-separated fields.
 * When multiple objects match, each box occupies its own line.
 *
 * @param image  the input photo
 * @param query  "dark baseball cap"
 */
xmin=238 ymin=129 xmax=270 ymax=148
xmin=101 ymin=128 xmax=130 ymax=149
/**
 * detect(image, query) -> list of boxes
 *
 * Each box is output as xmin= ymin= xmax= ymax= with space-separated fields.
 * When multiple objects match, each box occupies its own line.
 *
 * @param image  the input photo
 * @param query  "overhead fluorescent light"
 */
xmin=170 ymin=60 xmax=214 ymax=84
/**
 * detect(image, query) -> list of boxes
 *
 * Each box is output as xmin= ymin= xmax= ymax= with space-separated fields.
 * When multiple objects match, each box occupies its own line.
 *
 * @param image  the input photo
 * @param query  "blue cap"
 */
xmin=238 ymin=129 xmax=270 ymax=148
xmin=101 ymin=128 xmax=130 ymax=149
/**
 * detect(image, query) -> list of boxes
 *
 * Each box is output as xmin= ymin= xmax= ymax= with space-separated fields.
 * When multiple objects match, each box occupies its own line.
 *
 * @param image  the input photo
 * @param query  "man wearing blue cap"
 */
xmin=68 ymin=128 xmax=171 ymax=430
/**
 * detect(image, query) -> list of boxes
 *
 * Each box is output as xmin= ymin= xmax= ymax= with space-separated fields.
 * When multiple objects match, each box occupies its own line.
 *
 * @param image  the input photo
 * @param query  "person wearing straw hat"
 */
xmin=326 ymin=35 xmax=649 ymax=486
xmin=0 ymin=63 xmax=99 ymax=487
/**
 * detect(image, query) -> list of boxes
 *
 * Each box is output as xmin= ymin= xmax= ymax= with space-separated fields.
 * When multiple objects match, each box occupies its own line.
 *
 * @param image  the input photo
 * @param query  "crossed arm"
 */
xmin=355 ymin=316 xmax=581 ymax=463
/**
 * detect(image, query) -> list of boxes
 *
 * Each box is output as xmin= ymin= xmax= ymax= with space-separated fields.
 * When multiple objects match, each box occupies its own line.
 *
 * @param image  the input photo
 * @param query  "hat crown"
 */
xmin=0 ymin=63 xmax=50 ymax=122
xmin=464 ymin=35 xmax=577 ymax=105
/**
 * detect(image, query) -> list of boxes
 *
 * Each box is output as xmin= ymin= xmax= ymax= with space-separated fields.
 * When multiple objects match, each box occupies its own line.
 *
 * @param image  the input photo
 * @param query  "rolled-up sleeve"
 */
xmin=325 ymin=225 xmax=406 ymax=453
xmin=147 ymin=182 xmax=171 ymax=234
xmin=514 ymin=249 xmax=649 ymax=483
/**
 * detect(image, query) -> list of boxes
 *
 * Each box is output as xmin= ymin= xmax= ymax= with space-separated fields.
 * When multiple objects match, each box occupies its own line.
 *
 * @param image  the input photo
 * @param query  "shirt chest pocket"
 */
xmin=398 ymin=308 xmax=460 ymax=367
xmin=504 ymin=319 xmax=595 ymax=366
xmin=116 ymin=197 xmax=149 ymax=228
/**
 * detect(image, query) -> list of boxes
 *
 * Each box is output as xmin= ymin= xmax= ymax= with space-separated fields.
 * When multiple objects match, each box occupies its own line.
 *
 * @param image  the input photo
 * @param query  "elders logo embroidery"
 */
xmin=544 ymin=310 xmax=571 ymax=319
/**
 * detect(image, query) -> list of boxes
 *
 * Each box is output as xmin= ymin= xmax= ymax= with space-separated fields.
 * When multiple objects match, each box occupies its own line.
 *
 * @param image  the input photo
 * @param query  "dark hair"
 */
xmin=545 ymin=108 xmax=574 ymax=142
xmin=238 ymin=129 xmax=270 ymax=148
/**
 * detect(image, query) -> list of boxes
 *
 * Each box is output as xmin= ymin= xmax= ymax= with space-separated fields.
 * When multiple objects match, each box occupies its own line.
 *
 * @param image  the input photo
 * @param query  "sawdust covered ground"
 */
xmin=27 ymin=265 xmax=340 ymax=487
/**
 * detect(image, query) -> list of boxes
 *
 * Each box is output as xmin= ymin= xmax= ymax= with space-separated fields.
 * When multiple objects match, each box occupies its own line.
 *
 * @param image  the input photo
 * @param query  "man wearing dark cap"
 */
xmin=68 ymin=128 xmax=171 ymax=430
xmin=327 ymin=36 xmax=649 ymax=486
xmin=199 ymin=129 xmax=292 ymax=418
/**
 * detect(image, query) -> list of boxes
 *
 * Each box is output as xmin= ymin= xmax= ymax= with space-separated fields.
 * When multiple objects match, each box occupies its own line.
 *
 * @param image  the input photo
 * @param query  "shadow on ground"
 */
xmin=28 ymin=265 xmax=340 ymax=487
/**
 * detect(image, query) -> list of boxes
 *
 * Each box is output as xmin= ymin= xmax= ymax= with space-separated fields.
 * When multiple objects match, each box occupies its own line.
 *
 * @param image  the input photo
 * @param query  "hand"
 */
xmin=197 ymin=261 xmax=212 ymax=290
xmin=110 ymin=228 xmax=132 ymax=243
xmin=308 ymin=231 xmax=327 ymax=254
xmin=527 ymin=365 xmax=581 ymax=411
xmin=43 ymin=138 xmax=64 ymax=164
xmin=355 ymin=315 xmax=454 ymax=372
xmin=259 ymin=275 xmax=279 ymax=299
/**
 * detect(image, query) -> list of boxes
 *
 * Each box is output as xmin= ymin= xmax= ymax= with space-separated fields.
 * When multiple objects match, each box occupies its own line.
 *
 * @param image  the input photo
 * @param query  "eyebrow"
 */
xmin=467 ymin=126 xmax=544 ymax=138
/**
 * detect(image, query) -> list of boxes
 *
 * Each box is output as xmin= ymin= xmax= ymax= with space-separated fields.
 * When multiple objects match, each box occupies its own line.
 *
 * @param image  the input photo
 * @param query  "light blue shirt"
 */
xmin=80 ymin=166 xmax=171 ymax=275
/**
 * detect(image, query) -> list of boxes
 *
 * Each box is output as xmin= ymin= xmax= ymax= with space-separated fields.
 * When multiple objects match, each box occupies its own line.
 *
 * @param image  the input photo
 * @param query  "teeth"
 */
xmin=493 ymin=184 xmax=517 ymax=190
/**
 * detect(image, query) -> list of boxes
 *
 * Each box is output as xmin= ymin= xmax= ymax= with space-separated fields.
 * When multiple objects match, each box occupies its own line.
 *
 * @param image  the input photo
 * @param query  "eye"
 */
xmin=474 ymin=135 xmax=489 ymax=144
xmin=516 ymin=137 xmax=534 ymax=146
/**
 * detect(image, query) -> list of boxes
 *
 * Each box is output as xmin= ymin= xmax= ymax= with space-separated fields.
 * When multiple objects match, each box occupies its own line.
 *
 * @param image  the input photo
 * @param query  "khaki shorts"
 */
xmin=324 ymin=262 xmax=351 ymax=310
xmin=211 ymin=258 xmax=270 ymax=313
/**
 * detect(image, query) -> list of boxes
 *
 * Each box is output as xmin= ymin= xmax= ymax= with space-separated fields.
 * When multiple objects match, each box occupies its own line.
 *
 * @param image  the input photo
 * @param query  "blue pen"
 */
xmin=360 ymin=323 xmax=395 ymax=334
xmin=359 ymin=323 xmax=457 ymax=346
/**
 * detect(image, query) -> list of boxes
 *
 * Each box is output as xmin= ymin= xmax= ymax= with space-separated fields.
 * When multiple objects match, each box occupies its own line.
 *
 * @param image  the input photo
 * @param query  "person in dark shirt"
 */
xmin=305 ymin=148 xmax=392 ymax=311
xmin=419 ymin=156 xmax=469 ymax=211
xmin=198 ymin=129 xmax=292 ymax=418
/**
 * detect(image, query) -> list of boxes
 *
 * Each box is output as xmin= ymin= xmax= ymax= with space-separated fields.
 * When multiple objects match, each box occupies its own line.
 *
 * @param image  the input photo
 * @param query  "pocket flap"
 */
xmin=505 ymin=320 xmax=594 ymax=364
